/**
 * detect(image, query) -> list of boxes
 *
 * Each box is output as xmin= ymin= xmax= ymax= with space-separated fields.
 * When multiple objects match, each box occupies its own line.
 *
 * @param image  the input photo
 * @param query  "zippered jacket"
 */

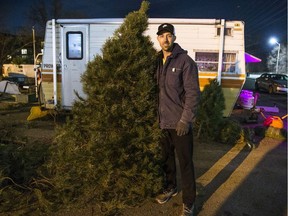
xmin=157 ymin=43 xmax=200 ymax=129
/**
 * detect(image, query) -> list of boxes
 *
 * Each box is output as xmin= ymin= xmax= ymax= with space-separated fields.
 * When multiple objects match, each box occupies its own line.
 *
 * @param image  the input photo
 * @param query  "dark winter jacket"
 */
xmin=157 ymin=43 xmax=200 ymax=129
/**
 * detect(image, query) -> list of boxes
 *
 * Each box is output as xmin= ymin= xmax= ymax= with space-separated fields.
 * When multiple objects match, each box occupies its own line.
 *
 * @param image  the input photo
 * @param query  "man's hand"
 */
xmin=176 ymin=120 xmax=189 ymax=136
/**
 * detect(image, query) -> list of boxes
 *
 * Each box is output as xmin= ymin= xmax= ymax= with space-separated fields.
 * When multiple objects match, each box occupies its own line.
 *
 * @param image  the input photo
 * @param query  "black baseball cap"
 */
xmin=157 ymin=23 xmax=175 ymax=35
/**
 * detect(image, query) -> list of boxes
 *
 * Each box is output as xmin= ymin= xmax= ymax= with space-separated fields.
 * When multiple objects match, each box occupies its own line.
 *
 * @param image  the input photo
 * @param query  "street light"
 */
xmin=269 ymin=37 xmax=280 ymax=73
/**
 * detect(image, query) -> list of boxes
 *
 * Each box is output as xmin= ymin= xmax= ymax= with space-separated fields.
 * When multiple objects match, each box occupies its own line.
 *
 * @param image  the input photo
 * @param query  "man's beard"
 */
xmin=163 ymin=43 xmax=173 ymax=52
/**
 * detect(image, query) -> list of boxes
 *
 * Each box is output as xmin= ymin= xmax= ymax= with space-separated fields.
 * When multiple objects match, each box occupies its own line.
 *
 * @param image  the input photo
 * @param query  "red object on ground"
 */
xmin=263 ymin=116 xmax=284 ymax=129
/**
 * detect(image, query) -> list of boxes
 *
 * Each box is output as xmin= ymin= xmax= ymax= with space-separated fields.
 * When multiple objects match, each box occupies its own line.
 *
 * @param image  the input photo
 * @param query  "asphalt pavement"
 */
xmin=194 ymin=137 xmax=286 ymax=216
xmin=193 ymin=77 xmax=287 ymax=216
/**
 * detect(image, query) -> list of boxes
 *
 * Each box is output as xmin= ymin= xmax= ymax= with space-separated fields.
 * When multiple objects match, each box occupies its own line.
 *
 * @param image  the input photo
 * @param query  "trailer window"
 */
xmin=66 ymin=32 xmax=83 ymax=59
xmin=195 ymin=52 xmax=236 ymax=73
xmin=217 ymin=28 xmax=232 ymax=36
xmin=195 ymin=52 xmax=218 ymax=72
xmin=222 ymin=53 xmax=236 ymax=73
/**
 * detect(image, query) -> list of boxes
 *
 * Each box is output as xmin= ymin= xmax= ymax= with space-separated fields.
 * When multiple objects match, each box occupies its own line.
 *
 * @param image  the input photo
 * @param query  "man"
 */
xmin=155 ymin=23 xmax=200 ymax=216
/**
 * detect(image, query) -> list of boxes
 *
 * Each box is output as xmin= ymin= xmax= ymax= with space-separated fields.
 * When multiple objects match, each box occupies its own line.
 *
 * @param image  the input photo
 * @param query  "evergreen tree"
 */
xmin=194 ymin=79 xmax=225 ymax=140
xmin=43 ymin=1 xmax=163 ymax=214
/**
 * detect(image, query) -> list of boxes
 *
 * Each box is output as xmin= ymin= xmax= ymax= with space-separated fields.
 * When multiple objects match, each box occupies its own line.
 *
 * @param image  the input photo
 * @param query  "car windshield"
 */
xmin=17 ymin=77 xmax=25 ymax=82
xmin=272 ymin=75 xmax=288 ymax=81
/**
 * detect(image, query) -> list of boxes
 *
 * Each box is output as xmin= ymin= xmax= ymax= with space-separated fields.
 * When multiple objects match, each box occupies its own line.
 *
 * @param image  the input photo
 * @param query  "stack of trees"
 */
xmin=0 ymin=1 xmax=258 ymax=215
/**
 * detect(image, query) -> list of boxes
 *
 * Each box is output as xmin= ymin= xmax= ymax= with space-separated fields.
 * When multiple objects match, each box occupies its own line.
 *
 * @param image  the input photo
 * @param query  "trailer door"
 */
xmin=62 ymin=25 xmax=88 ymax=109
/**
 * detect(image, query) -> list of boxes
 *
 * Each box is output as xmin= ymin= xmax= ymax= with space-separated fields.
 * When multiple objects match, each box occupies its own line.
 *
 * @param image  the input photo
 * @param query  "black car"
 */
xmin=3 ymin=74 xmax=36 ymax=93
xmin=255 ymin=73 xmax=288 ymax=94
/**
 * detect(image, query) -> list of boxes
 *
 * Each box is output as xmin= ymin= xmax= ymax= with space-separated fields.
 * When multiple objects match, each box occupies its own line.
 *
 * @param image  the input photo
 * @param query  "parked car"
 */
xmin=255 ymin=73 xmax=288 ymax=94
xmin=3 ymin=74 xmax=36 ymax=93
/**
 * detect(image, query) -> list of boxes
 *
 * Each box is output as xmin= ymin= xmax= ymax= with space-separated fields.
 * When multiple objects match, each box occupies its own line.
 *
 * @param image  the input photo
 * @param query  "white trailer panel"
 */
xmin=39 ymin=18 xmax=246 ymax=116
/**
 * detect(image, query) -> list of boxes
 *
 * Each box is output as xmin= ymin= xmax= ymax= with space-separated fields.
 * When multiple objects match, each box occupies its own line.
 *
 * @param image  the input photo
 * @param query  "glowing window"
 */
xmin=66 ymin=32 xmax=83 ymax=59
xmin=195 ymin=52 xmax=236 ymax=73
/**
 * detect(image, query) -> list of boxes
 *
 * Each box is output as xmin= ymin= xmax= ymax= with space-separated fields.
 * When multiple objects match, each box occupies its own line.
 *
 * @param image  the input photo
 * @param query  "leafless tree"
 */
xmin=28 ymin=0 xmax=61 ymax=36
xmin=267 ymin=44 xmax=287 ymax=74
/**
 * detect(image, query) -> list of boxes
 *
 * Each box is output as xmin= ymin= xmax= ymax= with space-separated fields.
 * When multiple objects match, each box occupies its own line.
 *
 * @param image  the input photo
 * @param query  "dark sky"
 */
xmin=0 ymin=0 xmax=287 ymax=62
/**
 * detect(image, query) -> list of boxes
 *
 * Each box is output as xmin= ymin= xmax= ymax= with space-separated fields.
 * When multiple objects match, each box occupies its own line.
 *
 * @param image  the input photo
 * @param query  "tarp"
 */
xmin=0 ymin=80 xmax=21 ymax=94
xmin=245 ymin=52 xmax=262 ymax=63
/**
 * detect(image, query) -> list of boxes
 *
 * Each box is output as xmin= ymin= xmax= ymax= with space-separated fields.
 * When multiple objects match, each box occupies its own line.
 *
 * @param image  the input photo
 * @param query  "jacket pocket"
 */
xmin=166 ymin=67 xmax=182 ymax=86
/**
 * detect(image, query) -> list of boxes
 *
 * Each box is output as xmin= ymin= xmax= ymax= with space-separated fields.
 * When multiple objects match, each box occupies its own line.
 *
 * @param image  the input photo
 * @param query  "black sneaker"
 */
xmin=155 ymin=187 xmax=178 ymax=204
xmin=181 ymin=203 xmax=194 ymax=216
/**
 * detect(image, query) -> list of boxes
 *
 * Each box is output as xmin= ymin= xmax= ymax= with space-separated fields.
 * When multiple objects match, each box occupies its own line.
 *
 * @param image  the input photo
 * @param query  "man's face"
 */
xmin=157 ymin=32 xmax=176 ymax=52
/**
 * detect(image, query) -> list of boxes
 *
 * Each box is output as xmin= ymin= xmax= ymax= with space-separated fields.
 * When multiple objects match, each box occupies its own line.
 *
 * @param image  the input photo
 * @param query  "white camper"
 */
xmin=39 ymin=18 xmax=246 ymax=116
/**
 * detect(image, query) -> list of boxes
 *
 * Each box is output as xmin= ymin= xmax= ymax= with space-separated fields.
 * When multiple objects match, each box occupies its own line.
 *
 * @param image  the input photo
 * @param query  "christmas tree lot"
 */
xmin=0 ymin=1 xmax=260 ymax=215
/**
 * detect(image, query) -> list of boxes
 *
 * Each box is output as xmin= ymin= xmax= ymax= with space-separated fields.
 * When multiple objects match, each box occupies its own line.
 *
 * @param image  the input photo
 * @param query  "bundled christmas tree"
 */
xmin=42 ymin=1 xmax=163 ymax=215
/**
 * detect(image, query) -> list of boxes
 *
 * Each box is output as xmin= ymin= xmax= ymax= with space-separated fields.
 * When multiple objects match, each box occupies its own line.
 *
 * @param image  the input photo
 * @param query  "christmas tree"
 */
xmin=45 ymin=1 xmax=163 ymax=214
xmin=194 ymin=79 xmax=225 ymax=140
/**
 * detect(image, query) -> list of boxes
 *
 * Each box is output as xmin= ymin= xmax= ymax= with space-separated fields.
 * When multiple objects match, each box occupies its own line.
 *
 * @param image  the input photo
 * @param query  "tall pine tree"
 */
xmin=43 ymin=1 xmax=163 ymax=214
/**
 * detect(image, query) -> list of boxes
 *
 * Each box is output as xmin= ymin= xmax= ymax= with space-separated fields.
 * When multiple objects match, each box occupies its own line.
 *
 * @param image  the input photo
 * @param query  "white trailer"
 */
xmin=39 ymin=18 xmax=246 ymax=116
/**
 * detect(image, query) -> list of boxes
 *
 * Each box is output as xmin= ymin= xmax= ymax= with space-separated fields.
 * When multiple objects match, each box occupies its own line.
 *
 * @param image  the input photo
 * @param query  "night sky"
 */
xmin=0 ymin=0 xmax=287 ymax=65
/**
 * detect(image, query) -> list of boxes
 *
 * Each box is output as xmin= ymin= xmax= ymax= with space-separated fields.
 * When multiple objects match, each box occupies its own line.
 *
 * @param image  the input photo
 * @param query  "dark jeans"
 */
xmin=160 ymin=129 xmax=196 ymax=206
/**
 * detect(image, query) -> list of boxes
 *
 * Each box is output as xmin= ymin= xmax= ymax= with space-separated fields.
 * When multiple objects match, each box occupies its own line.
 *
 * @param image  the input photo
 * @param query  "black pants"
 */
xmin=160 ymin=129 xmax=196 ymax=206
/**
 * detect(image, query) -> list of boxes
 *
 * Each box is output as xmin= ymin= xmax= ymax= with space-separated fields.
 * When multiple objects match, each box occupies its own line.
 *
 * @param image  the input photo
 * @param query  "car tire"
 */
xmin=268 ymin=86 xmax=274 ymax=94
xmin=255 ymin=82 xmax=259 ymax=91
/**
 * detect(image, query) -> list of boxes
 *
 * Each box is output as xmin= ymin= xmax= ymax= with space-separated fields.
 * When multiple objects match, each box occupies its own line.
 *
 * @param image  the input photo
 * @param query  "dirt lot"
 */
xmin=0 ymin=101 xmax=56 ymax=146
xmin=0 ymin=87 xmax=287 ymax=216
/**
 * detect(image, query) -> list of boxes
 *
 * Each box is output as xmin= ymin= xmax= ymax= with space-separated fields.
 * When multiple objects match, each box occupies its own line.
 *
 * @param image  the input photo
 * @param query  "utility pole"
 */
xmin=32 ymin=26 xmax=36 ymax=65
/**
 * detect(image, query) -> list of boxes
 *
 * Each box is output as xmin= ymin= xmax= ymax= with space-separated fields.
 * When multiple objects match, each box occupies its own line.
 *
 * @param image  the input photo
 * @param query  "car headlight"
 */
xmin=277 ymin=84 xmax=285 ymax=87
